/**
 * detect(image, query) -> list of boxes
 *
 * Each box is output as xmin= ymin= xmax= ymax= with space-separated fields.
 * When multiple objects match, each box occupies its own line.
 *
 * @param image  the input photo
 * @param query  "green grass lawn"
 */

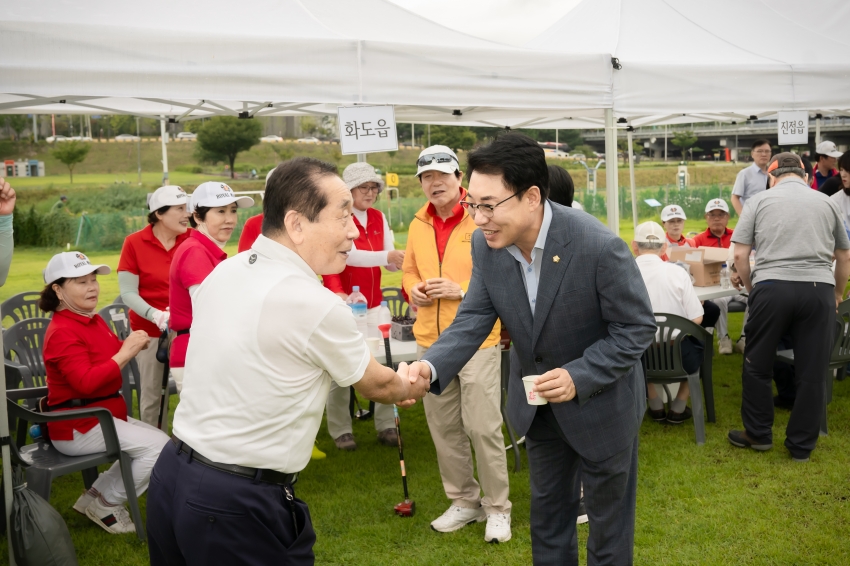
xmin=3 ymin=239 xmax=850 ymax=564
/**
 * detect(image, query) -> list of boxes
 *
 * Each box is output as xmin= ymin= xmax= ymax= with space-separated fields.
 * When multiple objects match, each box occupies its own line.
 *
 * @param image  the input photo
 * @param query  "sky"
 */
xmin=388 ymin=0 xmax=583 ymax=46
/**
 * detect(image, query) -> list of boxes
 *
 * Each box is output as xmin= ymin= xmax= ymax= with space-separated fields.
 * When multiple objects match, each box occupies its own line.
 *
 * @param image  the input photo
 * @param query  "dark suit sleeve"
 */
xmin=421 ymin=232 xmax=499 ymax=395
xmin=565 ymin=236 xmax=656 ymax=405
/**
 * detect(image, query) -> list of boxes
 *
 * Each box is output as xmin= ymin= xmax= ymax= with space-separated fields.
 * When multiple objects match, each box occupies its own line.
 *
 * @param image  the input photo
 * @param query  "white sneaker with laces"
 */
xmin=85 ymin=496 xmax=136 ymax=534
xmin=719 ymin=335 xmax=733 ymax=355
xmin=485 ymin=512 xmax=512 ymax=543
xmin=430 ymin=504 xmax=486 ymax=533
xmin=72 ymin=487 xmax=99 ymax=515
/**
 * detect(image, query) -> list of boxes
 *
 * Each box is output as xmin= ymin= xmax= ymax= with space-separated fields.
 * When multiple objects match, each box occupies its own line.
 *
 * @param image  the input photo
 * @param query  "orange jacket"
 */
xmin=402 ymin=202 xmax=500 ymax=349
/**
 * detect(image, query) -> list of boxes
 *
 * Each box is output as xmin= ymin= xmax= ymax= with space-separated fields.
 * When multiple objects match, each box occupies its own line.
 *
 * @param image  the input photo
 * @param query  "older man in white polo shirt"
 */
xmin=146 ymin=157 xmax=430 ymax=566
xmin=633 ymin=221 xmax=705 ymax=424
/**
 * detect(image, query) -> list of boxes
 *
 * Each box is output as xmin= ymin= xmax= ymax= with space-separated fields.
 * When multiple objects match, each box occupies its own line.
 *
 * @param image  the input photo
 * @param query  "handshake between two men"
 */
xmin=392 ymin=361 xmax=578 ymax=408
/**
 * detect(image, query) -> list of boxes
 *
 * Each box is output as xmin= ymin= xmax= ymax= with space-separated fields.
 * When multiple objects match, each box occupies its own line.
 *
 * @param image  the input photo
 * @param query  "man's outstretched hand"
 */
xmin=396 ymin=361 xmax=431 ymax=408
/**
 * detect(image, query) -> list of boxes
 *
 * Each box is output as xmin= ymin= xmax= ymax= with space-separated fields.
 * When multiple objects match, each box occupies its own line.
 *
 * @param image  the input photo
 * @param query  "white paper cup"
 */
xmin=522 ymin=375 xmax=548 ymax=405
xmin=366 ymin=337 xmax=382 ymax=356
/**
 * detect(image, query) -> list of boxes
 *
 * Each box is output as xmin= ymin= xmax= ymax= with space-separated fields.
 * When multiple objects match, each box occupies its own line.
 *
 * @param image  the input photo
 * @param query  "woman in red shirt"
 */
xmin=41 ymin=252 xmax=170 ymax=535
xmin=169 ymin=182 xmax=253 ymax=391
xmin=118 ymin=185 xmax=191 ymax=430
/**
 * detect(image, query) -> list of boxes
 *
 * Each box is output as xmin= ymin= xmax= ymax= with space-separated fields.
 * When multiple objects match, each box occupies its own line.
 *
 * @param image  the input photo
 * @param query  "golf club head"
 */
xmin=394 ymin=500 xmax=415 ymax=517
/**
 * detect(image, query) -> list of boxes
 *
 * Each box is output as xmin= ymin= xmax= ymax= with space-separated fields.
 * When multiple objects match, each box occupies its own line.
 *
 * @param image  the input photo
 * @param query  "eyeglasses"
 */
xmin=417 ymin=153 xmax=458 ymax=167
xmin=460 ymin=193 xmax=519 ymax=218
xmin=752 ymin=149 xmax=772 ymax=155
xmin=354 ymin=184 xmax=381 ymax=194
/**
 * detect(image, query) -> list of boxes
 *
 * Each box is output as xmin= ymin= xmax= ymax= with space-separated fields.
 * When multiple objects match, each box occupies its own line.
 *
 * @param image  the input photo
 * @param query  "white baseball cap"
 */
xmin=634 ymin=221 xmax=666 ymax=243
xmin=416 ymin=145 xmax=460 ymax=177
xmin=660 ymin=205 xmax=687 ymax=222
xmin=43 ymin=252 xmax=110 ymax=284
xmin=148 ymin=185 xmax=189 ymax=211
xmin=190 ymin=182 xmax=254 ymax=212
xmin=705 ymin=198 xmax=729 ymax=214
xmin=816 ymin=140 xmax=843 ymax=159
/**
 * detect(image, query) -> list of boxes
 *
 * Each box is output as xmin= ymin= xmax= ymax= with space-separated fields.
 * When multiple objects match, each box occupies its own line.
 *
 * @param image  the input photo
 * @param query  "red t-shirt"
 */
xmin=322 ymin=208 xmax=386 ymax=308
xmin=238 ymin=214 xmax=263 ymax=253
xmin=693 ymin=227 xmax=734 ymax=248
xmin=44 ymin=310 xmax=128 ymax=441
xmin=168 ymin=230 xmax=227 ymax=367
xmin=660 ymin=232 xmax=696 ymax=262
xmin=117 ymin=224 xmax=191 ymax=337
xmin=428 ymin=188 xmax=467 ymax=262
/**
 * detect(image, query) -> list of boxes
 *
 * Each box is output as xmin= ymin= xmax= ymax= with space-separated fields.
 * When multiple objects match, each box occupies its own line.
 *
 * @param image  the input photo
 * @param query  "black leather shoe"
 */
xmin=727 ymin=430 xmax=772 ymax=451
xmin=666 ymin=406 xmax=692 ymax=425
xmin=648 ymin=407 xmax=667 ymax=422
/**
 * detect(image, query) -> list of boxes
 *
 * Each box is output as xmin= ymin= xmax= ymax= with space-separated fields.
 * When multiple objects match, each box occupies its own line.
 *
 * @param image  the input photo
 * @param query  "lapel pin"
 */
xmin=553 ymin=255 xmax=560 ymax=263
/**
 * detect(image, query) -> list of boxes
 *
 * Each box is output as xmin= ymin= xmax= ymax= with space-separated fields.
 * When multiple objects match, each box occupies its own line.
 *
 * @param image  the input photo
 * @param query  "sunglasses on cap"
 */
xmin=417 ymin=153 xmax=458 ymax=167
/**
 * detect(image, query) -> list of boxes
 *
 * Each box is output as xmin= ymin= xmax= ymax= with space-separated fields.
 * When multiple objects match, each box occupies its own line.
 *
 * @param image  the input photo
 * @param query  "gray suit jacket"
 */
xmin=422 ymin=202 xmax=656 ymax=462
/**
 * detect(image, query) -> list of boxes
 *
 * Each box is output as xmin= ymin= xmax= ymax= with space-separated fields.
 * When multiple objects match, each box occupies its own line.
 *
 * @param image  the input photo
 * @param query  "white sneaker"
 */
xmin=485 ymin=512 xmax=512 ymax=543
xmin=85 ymin=496 xmax=136 ymax=534
xmin=719 ymin=335 xmax=733 ymax=355
xmin=735 ymin=336 xmax=746 ymax=354
xmin=430 ymin=504 xmax=486 ymax=533
xmin=72 ymin=487 xmax=99 ymax=515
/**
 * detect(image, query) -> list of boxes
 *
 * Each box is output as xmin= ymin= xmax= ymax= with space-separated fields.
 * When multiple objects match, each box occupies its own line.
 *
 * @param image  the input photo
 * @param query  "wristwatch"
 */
xmin=459 ymin=289 xmax=465 ymax=300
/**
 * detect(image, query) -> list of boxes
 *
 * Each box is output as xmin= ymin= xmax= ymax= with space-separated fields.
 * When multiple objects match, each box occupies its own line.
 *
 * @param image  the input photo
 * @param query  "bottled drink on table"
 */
xmin=346 ymin=286 xmax=369 ymax=339
xmin=720 ymin=263 xmax=731 ymax=289
xmin=378 ymin=300 xmax=393 ymax=339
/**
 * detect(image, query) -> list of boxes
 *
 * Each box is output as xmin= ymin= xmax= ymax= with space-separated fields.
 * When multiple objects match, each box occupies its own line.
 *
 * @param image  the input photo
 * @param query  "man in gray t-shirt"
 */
xmin=730 ymin=139 xmax=771 ymax=215
xmin=728 ymin=152 xmax=850 ymax=462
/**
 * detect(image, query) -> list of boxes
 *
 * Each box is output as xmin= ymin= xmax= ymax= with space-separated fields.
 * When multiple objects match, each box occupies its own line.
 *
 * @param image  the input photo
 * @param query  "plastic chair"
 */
xmin=643 ymin=313 xmax=713 ymax=445
xmin=1 ymin=291 xmax=50 ymax=326
xmin=3 ymin=318 xmax=51 ymax=387
xmin=6 ymin=387 xmax=147 ymax=541
xmin=98 ymin=304 xmax=143 ymax=415
xmin=381 ymin=287 xmax=410 ymax=317
xmin=776 ymin=299 xmax=850 ymax=436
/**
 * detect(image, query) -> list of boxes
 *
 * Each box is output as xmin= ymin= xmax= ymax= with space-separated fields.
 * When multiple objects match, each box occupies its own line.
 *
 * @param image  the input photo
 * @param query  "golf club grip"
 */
xmin=157 ymin=330 xmax=171 ymax=429
xmin=383 ymin=337 xmax=394 ymax=369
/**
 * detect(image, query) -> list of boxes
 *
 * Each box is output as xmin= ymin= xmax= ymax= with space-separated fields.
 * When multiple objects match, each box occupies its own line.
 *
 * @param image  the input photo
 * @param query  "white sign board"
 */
xmin=337 ymin=105 xmax=398 ymax=155
xmin=777 ymin=111 xmax=808 ymax=145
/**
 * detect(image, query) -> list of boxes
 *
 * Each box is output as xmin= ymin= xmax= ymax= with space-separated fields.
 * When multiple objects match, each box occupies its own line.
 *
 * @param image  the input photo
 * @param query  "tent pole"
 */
xmin=664 ymin=124 xmax=667 ymax=162
xmin=628 ymin=128 xmax=638 ymax=230
xmin=160 ymin=117 xmax=169 ymax=185
xmin=1 ymin=328 xmax=17 ymax=566
xmin=815 ymin=117 xmax=821 ymax=146
xmin=604 ymin=109 xmax=619 ymax=235
xmin=32 ymin=114 xmax=38 ymax=142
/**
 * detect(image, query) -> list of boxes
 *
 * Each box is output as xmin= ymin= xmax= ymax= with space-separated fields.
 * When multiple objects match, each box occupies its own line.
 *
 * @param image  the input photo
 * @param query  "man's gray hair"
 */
xmin=637 ymin=241 xmax=664 ymax=253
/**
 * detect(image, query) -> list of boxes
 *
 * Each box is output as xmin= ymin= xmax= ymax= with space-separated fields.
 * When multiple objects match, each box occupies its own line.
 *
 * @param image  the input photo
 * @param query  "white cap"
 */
xmin=705 ymin=198 xmax=729 ymax=214
xmin=634 ymin=221 xmax=666 ymax=243
xmin=148 ymin=185 xmax=189 ymax=211
xmin=190 ymin=182 xmax=254 ymax=212
xmin=43 ymin=252 xmax=110 ymax=284
xmin=416 ymin=145 xmax=460 ymax=177
xmin=816 ymin=140 xmax=843 ymax=158
xmin=660 ymin=204 xmax=687 ymax=222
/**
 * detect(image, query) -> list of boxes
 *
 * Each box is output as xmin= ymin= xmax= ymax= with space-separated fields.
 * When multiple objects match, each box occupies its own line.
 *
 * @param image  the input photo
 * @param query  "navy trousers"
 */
xmin=147 ymin=442 xmax=316 ymax=566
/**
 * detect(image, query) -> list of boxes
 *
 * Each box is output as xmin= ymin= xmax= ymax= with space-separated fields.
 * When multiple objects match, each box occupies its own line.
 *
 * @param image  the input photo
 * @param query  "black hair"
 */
xmin=262 ymin=157 xmax=340 ymax=237
xmin=751 ymin=139 xmax=771 ymax=151
xmin=838 ymin=152 xmax=850 ymax=172
xmin=547 ymin=165 xmax=574 ymax=207
xmin=39 ymin=278 xmax=67 ymax=312
xmin=466 ymin=133 xmax=549 ymax=200
xmin=147 ymin=205 xmax=172 ymax=225
xmin=801 ymin=156 xmax=814 ymax=180
xmin=189 ymin=206 xmax=211 ymax=228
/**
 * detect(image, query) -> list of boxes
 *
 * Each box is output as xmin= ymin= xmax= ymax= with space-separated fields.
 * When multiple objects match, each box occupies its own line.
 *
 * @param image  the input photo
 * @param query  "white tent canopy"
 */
xmin=0 ymin=0 xmax=612 ymax=119
xmin=527 ymin=0 xmax=850 ymax=119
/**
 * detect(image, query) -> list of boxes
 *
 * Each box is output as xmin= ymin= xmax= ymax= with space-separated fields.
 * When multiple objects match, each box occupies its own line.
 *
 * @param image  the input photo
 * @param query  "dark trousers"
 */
xmin=773 ymin=335 xmax=797 ymax=402
xmin=525 ymin=404 xmax=637 ymax=566
xmin=701 ymin=300 xmax=720 ymax=330
xmin=741 ymin=281 xmax=834 ymax=458
xmin=147 ymin=442 xmax=316 ymax=566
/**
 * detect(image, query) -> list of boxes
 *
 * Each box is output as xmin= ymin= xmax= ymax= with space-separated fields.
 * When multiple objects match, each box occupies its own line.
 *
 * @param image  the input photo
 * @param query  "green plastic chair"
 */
xmin=776 ymin=299 xmax=850 ymax=436
xmin=643 ymin=313 xmax=713 ymax=445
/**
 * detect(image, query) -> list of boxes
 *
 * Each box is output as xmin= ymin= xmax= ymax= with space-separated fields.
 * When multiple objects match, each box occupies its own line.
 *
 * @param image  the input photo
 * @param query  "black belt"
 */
xmin=175 ymin=329 xmax=190 ymax=336
xmin=171 ymin=435 xmax=297 ymax=486
xmin=49 ymin=392 xmax=122 ymax=411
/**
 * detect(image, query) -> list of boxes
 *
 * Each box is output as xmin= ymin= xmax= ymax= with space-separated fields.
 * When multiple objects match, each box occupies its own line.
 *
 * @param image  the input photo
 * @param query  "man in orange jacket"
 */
xmin=402 ymin=145 xmax=511 ymax=543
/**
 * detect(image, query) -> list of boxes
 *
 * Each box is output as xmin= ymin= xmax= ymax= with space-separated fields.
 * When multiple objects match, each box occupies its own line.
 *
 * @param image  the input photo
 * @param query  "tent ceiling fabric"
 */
xmin=527 ymin=0 xmax=850 ymax=118
xmin=0 ymin=0 xmax=612 ymax=121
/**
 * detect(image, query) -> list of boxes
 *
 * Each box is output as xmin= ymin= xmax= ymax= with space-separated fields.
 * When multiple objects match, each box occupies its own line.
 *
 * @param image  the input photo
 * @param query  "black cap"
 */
xmin=767 ymin=152 xmax=805 ymax=177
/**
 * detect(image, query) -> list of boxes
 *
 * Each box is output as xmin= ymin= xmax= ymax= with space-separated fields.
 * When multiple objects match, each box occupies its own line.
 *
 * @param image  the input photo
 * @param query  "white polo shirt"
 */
xmin=635 ymin=254 xmax=703 ymax=321
xmin=173 ymin=235 xmax=370 ymax=473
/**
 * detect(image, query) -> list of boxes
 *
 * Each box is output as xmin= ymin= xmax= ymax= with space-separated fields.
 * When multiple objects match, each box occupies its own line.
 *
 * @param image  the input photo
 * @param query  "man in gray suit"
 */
xmin=408 ymin=134 xmax=656 ymax=565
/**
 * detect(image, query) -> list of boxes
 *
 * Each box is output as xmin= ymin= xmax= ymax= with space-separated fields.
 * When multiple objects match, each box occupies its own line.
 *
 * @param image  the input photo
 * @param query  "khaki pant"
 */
xmin=420 ymin=344 xmax=511 ymax=515
xmin=326 ymin=382 xmax=396 ymax=439
xmin=136 ymin=337 xmax=170 ymax=431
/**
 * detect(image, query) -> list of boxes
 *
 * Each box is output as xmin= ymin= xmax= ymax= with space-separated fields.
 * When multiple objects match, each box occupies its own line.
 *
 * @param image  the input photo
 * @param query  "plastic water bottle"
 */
xmin=29 ymin=424 xmax=43 ymax=441
xmin=378 ymin=301 xmax=393 ymax=339
xmin=720 ymin=263 xmax=731 ymax=289
xmin=346 ymin=286 xmax=368 ymax=339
